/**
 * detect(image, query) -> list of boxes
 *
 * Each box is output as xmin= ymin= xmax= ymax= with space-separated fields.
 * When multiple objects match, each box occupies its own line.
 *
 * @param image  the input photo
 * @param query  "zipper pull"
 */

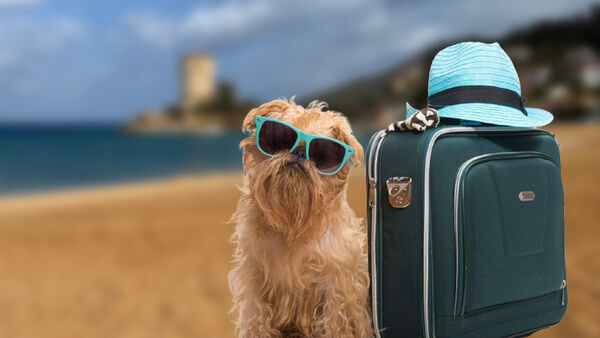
xmin=552 ymin=133 xmax=563 ymax=151
xmin=560 ymin=280 xmax=567 ymax=306
xmin=369 ymin=178 xmax=377 ymax=208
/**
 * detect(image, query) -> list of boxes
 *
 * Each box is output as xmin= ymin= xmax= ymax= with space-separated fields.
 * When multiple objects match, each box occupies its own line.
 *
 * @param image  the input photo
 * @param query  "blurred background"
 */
xmin=0 ymin=0 xmax=598 ymax=337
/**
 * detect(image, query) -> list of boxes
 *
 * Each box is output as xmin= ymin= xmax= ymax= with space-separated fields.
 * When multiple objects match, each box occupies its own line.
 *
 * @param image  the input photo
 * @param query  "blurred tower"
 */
xmin=181 ymin=53 xmax=215 ymax=114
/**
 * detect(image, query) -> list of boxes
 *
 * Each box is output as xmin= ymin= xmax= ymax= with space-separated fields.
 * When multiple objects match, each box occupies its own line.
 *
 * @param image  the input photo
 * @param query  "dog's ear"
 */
xmin=332 ymin=116 xmax=364 ymax=168
xmin=242 ymin=100 xmax=288 ymax=133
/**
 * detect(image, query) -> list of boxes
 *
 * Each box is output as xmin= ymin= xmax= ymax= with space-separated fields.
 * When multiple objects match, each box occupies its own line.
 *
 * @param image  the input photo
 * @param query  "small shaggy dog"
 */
xmin=229 ymin=99 xmax=373 ymax=337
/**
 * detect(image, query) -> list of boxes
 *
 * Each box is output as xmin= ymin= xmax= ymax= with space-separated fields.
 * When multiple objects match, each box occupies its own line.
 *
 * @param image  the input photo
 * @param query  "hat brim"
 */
xmin=407 ymin=103 xmax=553 ymax=128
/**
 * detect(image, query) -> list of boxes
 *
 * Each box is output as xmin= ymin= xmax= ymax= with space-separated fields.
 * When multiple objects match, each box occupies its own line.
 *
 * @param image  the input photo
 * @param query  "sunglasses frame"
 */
xmin=254 ymin=116 xmax=355 ymax=175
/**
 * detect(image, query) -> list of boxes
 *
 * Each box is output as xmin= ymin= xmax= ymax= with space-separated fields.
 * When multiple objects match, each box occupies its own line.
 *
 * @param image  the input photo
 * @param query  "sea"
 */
xmin=0 ymin=125 xmax=372 ymax=196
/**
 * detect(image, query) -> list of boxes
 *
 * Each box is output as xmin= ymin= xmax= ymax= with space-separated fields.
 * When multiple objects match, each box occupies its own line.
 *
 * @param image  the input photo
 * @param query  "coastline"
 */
xmin=0 ymin=169 xmax=368 ymax=218
xmin=0 ymin=171 xmax=244 ymax=215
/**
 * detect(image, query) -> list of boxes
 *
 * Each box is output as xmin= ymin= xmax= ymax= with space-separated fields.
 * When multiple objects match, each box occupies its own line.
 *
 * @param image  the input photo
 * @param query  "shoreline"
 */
xmin=0 ymin=168 xmax=369 ymax=215
xmin=0 ymin=171 xmax=244 ymax=215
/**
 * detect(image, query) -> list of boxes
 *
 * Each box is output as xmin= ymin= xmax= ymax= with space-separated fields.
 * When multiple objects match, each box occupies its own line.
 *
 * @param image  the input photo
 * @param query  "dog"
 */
xmin=229 ymin=98 xmax=373 ymax=337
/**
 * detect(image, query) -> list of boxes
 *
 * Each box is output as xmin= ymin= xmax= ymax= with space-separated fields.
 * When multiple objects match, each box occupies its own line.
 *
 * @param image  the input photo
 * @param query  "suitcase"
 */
xmin=366 ymin=124 xmax=567 ymax=337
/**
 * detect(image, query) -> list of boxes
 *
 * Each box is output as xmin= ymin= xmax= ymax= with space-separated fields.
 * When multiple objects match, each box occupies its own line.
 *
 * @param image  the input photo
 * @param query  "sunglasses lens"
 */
xmin=309 ymin=139 xmax=347 ymax=173
xmin=258 ymin=121 xmax=298 ymax=155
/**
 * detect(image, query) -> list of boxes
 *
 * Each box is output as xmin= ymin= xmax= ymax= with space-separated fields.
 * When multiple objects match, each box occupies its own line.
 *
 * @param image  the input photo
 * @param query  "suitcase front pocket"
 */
xmin=454 ymin=152 xmax=566 ymax=316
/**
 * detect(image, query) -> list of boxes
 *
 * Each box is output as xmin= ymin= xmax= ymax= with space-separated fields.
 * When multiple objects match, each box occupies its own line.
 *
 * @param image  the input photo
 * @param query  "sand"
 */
xmin=0 ymin=123 xmax=597 ymax=337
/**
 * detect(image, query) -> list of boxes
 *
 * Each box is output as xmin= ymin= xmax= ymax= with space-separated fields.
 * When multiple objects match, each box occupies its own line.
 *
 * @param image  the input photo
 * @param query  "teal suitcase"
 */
xmin=366 ymin=125 xmax=567 ymax=337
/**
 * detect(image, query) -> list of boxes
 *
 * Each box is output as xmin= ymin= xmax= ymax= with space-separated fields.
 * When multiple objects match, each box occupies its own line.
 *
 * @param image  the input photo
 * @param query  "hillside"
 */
xmin=309 ymin=6 xmax=600 ymax=128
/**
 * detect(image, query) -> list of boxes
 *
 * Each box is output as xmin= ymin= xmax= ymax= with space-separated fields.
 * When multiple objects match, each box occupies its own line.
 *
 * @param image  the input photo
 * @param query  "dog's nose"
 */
xmin=292 ymin=147 xmax=306 ymax=160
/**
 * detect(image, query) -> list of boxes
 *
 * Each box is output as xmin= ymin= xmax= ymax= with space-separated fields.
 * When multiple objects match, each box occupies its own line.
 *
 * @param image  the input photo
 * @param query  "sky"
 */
xmin=0 ymin=0 xmax=598 ymax=123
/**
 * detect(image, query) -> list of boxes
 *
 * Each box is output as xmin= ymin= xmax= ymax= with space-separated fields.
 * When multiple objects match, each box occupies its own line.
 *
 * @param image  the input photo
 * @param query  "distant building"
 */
xmin=565 ymin=46 xmax=600 ymax=89
xmin=505 ymin=45 xmax=532 ymax=64
xmin=128 ymin=53 xmax=221 ymax=132
xmin=181 ymin=54 xmax=216 ymax=114
xmin=389 ymin=62 xmax=427 ymax=95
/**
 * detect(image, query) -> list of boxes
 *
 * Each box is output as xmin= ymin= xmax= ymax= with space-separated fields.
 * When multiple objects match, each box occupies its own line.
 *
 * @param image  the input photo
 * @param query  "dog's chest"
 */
xmin=262 ymin=228 xmax=351 ymax=291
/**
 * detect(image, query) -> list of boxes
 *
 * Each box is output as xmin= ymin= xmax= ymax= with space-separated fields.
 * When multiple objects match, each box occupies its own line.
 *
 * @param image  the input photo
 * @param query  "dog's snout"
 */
xmin=292 ymin=147 xmax=306 ymax=160
xmin=287 ymin=147 xmax=306 ymax=171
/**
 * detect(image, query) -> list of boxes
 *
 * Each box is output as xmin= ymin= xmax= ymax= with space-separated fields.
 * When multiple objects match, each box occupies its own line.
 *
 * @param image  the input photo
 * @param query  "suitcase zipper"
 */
xmin=452 ymin=152 xmax=490 ymax=316
xmin=452 ymin=151 xmax=557 ymax=316
xmin=369 ymin=126 xmax=549 ymax=338
xmin=422 ymin=127 xmax=477 ymax=337
xmin=368 ymin=130 xmax=384 ymax=337
xmin=561 ymin=279 xmax=567 ymax=306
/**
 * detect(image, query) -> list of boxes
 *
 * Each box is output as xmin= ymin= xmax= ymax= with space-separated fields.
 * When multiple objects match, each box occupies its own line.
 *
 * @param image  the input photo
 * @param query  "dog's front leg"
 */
xmin=315 ymin=266 xmax=374 ymax=338
xmin=231 ymin=258 xmax=282 ymax=338
xmin=237 ymin=297 xmax=282 ymax=338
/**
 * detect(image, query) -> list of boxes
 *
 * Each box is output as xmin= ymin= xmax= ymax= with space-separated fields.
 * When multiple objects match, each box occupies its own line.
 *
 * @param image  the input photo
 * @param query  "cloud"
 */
xmin=122 ymin=2 xmax=272 ymax=50
xmin=0 ymin=50 xmax=16 ymax=69
xmin=0 ymin=17 xmax=83 ymax=71
xmin=123 ymin=0 xmax=371 ymax=50
xmin=122 ymin=11 xmax=177 ymax=50
xmin=37 ymin=17 xmax=83 ymax=52
xmin=179 ymin=2 xmax=271 ymax=42
xmin=0 ymin=0 xmax=43 ymax=9
xmin=0 ymin=16 xmax=83 ymax=49
xmin=0 ymin=16 xmax=85 ymax=110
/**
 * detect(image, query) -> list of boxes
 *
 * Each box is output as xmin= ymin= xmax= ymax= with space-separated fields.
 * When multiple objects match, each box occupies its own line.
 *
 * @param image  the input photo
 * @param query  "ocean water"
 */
xmin=0 ymin=125 xmax=246 ymax=196
xmin=0 ymin=125 xmax=372 ymax=196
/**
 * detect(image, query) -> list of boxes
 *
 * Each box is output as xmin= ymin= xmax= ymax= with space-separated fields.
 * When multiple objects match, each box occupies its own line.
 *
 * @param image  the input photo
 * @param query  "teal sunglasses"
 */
xmin=254 ymin=116 xmax=355 ymax=175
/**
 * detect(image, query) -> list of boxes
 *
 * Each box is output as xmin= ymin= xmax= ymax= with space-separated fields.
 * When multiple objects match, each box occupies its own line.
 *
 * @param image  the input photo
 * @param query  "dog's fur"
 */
xmin=229 ymin=99 xmax=373 ymax=337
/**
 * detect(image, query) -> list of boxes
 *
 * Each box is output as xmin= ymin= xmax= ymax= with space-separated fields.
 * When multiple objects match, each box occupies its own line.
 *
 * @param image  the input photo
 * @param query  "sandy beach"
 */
xmin=0 ymin=123 xmax=598 ymax=337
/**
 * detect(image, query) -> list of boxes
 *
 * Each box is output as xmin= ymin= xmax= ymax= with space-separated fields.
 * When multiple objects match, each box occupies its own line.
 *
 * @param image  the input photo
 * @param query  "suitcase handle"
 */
xmin=383 ymin=108 xmax=440 ymax=135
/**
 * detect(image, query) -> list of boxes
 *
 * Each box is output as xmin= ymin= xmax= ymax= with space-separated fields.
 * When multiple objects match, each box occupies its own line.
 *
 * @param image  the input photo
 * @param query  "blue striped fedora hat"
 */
xmin=407 ymin=42 xmax=553 ymax=127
